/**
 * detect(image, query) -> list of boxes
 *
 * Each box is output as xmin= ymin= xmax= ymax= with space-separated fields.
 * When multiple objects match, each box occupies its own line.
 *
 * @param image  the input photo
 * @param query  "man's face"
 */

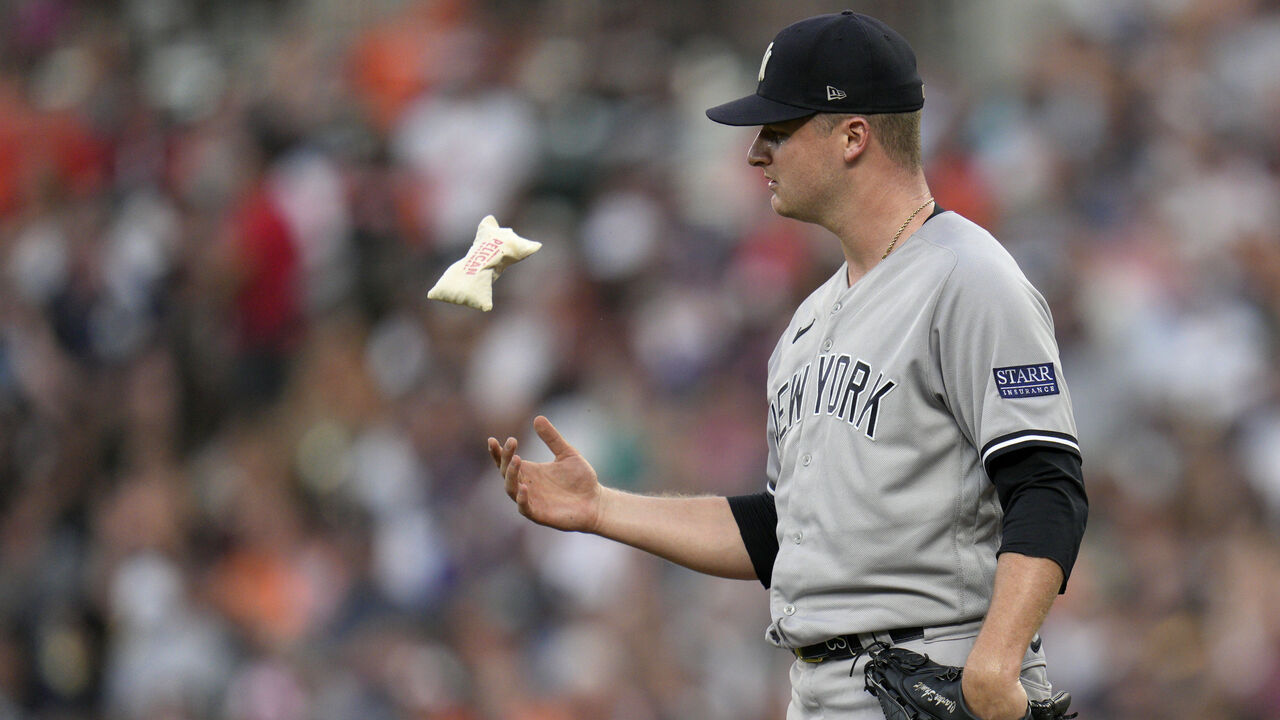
xmin=747 ymin=115 xmax=842 ymax=223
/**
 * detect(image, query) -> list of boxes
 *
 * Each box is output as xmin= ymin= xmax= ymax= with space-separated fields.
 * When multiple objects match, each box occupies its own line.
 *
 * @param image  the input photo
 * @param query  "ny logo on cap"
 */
xmin=758 ymin=42 xmax=773 ymax=82
xmin=826 ymin=85 xmax=847 ymax=101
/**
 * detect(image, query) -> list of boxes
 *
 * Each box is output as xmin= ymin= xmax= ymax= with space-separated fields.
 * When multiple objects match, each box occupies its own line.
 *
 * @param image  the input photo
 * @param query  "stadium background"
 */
xmin=2 ymin=0 xmax=1279 ymax=717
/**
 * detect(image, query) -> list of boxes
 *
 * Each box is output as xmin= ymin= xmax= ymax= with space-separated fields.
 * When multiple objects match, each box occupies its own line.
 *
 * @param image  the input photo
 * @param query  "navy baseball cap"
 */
xmin=706 ymin=11 xmax=924 ymax=126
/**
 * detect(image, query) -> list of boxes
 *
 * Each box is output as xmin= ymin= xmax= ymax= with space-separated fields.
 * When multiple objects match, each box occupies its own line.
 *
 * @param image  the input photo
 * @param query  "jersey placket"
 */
xmin=771 ymin=277 xmax=858 ymax=628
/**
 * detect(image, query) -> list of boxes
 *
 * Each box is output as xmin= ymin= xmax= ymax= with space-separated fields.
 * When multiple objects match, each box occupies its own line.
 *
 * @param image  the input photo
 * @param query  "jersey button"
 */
xmin=822 ymin=339 xmax=832 ymax=351
xmin=831 ymin=302 xmax=842 ymax=313
xmin=801 ymin=454 xmax=812 ymax=466
xmin=783 ymin=604 xmax=796 ymax=615
xmin=793 ymin=532 xmax=802 ymax=544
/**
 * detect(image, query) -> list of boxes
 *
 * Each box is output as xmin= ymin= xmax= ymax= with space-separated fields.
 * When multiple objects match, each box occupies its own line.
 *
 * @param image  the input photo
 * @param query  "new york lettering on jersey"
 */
xmin=770 ymin=353 xmax=897 ymax=443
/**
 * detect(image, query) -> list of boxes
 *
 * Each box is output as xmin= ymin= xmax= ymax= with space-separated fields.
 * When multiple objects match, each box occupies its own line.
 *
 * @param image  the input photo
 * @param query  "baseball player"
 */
xmin=488 ymin=11 xmax=1087 ymax=720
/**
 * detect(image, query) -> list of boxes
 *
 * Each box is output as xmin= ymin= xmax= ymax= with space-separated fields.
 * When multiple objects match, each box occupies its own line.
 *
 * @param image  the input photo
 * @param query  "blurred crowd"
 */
xmin=1 ymin=0 xmax=1279 ymax=718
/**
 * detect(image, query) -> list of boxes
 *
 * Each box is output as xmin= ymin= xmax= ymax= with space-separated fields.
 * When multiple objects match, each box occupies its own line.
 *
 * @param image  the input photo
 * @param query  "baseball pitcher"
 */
xmin=488 ymin=12 xmax=1087 ymax=720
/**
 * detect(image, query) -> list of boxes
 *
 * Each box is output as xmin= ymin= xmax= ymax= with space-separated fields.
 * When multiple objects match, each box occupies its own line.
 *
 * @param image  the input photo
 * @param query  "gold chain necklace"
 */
xmin=881 ymin=198 xmax=934 ymax=260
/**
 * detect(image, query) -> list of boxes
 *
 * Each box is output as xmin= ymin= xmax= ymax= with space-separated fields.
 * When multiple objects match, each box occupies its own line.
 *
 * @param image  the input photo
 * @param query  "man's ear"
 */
xmin=840 ymin=115 xmax=871 ymax=163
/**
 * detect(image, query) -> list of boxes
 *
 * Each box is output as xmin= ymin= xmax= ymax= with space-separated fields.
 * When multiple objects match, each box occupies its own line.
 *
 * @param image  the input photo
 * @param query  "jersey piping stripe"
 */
xmin=981 ymin=430 xmax=1080 ymax=467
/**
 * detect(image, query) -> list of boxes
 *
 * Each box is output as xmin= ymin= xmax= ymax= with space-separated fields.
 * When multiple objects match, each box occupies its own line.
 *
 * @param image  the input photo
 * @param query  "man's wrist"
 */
xmin=589 ymin=485 xmax=617 ymax=536
xmin=965 ymin=639 xmax=1023 ymax=682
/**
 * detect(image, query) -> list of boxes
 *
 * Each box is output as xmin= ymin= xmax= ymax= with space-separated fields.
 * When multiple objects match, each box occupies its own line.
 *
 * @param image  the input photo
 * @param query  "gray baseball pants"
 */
xmin=785 ymin=619 xmax=1054 ymax=719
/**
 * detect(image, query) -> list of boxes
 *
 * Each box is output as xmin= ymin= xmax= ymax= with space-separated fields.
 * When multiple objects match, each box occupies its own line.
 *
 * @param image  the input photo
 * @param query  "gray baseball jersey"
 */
xmin=763 ymin=210 xmax=1079 ymax=649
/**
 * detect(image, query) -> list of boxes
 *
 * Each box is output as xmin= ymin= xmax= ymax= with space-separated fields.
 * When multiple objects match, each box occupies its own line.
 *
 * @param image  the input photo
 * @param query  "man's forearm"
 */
xmin=967 ymin=552 xmax=1061 ymax=680
xmin=594 ymin=488 xmax=758 ymax=581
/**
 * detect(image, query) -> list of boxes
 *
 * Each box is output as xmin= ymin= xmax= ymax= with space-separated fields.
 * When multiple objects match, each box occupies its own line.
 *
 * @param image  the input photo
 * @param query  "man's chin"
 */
xmin=770 ymin=196 xmax=803 ymax=220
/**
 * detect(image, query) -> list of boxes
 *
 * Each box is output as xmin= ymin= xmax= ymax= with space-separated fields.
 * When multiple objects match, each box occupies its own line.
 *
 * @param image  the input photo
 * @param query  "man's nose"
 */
xmin=747 ymin=131 xmax=769 ymax=167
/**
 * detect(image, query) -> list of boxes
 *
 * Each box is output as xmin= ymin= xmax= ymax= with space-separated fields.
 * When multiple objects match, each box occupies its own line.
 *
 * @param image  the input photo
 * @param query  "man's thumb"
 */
xmin=533 ymin=415 xmax=573 ymax=457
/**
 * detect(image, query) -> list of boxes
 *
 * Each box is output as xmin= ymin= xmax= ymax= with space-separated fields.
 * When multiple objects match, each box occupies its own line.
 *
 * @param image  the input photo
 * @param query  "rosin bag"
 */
xmin=427 ymin=215 xmax=542 ymax=311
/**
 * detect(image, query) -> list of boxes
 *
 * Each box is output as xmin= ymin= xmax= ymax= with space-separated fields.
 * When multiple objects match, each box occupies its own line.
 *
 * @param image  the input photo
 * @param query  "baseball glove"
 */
xmin=863 ymin=644 xmax=1077 ymax=720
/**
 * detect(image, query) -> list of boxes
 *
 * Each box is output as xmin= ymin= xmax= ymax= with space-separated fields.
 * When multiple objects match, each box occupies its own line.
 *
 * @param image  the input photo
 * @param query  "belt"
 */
xmin=793 ymin=626 xmax=925 ymax=664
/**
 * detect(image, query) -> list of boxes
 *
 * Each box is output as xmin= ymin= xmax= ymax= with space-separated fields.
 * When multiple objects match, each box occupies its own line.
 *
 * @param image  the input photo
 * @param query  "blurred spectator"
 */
xmin=216 ymin=106 xmax=305 ymax=409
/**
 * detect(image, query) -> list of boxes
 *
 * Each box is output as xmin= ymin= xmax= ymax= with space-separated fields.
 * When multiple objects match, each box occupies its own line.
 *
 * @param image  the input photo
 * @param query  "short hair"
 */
xmin=816 ymin=111 xmax=922 ymax=171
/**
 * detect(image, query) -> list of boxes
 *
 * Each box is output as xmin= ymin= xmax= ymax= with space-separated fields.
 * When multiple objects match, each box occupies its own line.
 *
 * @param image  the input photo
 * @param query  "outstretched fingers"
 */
xmin=489 ymin=437 xmax=515 ymax=469
xmin=489 ymin=418 xmax=574 ymax=517
xmin=509 ymin=455 xmax=536 ymax=516
xmin=514 ymin=471 xmax=532 ymax=517
xmin=502 ymin=453 xmax=519 ymax=496
xmin=487 ymin=437 xmax=502 ymax=468
xmin=491 ymin=437 xmax=518 ymax=498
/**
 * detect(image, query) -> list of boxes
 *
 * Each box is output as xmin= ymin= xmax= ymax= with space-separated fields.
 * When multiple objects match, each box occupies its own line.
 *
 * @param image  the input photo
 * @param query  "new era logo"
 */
xmin=826 ymin=85 xmax=847 ymax=101
xmin=993 ymin=363 xmax=1060 ymax=399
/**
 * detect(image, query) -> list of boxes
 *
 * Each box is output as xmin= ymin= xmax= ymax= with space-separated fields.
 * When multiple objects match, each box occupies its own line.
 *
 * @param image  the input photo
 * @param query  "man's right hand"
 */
xmin=487 ymin=415 xmax=605 ymax=533
xmin=491 ymin=417 xmax=758 ymax=580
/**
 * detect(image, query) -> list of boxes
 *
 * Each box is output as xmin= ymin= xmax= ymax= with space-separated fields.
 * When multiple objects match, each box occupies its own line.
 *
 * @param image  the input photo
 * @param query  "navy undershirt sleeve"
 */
xmin=727 ymin=492 xmax=779 ymax=588
xmin=987 ymin=446 xmax=1088 ymax=593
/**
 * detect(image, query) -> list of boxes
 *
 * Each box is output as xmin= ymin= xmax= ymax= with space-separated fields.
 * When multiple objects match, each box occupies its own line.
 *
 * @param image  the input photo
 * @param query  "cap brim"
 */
xmin=705 ymin=93 xmax=816 ymax=126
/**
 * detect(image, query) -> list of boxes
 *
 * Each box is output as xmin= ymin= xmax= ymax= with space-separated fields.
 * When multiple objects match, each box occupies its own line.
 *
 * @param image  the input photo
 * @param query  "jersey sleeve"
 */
xmin=933 ymin=252 xmax=1080 ymax=473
